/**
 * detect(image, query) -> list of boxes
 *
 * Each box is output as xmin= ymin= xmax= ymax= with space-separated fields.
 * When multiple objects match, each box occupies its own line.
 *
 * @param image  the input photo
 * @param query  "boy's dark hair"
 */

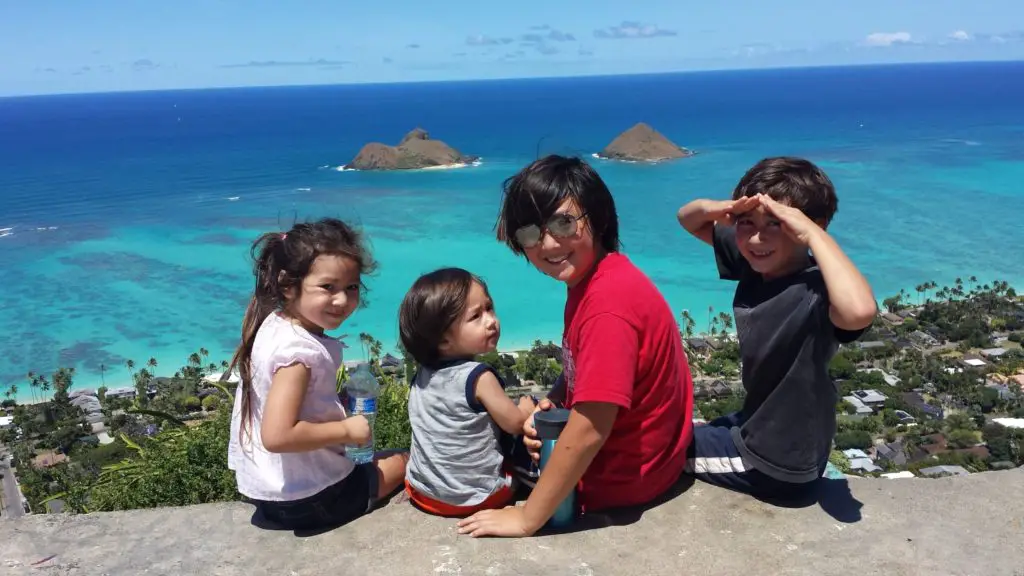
xmin=495 ymin=154 xmax=620 ymax=255
xmin=732 ymin=157 xmax=838 ymax=226
xmin=230 ymin=217 xmax=376 ymax=444
xmin=399 ymin=267 xmax=491 ymax=369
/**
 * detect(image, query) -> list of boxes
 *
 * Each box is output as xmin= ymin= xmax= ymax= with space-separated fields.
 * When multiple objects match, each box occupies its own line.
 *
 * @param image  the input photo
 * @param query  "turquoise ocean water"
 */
xmin=1 ymin=61 xmax=1023 ymax=401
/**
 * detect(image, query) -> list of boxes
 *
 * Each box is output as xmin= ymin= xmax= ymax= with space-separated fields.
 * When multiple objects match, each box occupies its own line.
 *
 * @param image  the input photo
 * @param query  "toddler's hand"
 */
xmin=522 ymin=399 xmax=554 ymax=463
xmin=343 ymin=415 xmax=371 ymax=446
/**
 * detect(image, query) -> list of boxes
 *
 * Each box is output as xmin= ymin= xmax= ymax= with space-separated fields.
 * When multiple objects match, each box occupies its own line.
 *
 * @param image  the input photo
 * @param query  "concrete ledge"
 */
xmin=2 ymin=470 xmax=1023 ymax=576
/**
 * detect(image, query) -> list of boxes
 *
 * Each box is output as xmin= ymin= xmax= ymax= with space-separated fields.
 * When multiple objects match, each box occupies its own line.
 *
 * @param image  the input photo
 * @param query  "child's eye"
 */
xmin=345 ymin=283 xmax=360 ymax=292
xmin=736 ymin=218 xmax=752 ymax=226
xmin=320 ymin=284 xmax=334 ymax=291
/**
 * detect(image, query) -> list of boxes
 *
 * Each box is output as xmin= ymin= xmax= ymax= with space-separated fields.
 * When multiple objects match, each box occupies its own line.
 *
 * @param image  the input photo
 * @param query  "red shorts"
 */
xmin=405 ymin=467 xmax=515 ymax=517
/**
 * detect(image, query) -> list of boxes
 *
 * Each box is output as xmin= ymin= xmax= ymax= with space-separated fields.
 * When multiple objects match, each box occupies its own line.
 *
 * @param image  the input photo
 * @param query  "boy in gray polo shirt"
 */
xmin=677 ymin=157 xmax=877 ymax=499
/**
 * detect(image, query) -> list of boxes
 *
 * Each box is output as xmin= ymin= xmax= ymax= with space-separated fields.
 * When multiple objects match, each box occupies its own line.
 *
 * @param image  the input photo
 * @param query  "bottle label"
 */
xmin=348 ymin=396 xmax=376 ymax=415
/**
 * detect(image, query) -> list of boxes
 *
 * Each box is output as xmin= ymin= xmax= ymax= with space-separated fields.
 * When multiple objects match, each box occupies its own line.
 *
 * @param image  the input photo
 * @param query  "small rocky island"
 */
xmin=344 ymin=128 xmax=479 ymax=170
xmin=596 ymin=122 xmax=694 ymax=163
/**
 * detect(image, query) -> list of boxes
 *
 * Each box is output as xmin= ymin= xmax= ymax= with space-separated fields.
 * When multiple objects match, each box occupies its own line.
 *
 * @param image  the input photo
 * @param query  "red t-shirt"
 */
xmin=562 ymin=253 xmax=694 ymax=512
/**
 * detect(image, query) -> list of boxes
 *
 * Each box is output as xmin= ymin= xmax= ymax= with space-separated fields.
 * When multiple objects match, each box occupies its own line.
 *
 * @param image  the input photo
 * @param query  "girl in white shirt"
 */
xmin=227 ymin=217 xmax=407 ymax=531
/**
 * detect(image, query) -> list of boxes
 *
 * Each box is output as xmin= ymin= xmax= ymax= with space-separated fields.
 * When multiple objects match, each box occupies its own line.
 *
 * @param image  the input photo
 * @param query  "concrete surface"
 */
xmin=2 ymin=469 xmax=1023 ymax=576
xmin=1 ymin=456 xmax=25 ymax=520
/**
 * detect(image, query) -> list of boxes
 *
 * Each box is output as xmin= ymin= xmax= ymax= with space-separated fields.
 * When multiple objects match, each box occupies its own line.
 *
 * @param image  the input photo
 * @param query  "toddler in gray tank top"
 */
xmin=398 ymin=268 xmax=537 ymax=513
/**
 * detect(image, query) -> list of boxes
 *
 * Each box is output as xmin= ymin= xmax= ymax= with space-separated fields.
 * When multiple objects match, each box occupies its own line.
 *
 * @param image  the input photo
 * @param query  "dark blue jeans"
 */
xmin=685 ymin=412 xmax=824 ymax=500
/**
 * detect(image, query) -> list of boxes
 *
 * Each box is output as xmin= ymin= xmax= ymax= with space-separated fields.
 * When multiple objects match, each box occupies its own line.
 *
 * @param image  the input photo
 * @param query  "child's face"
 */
xmin=287 ymin=254 xmax=361 ymax=334
xmin=440 ymin=281 xmax=500 ymax=358
xmin=522 ymin=200 xmax=598 ymax=287
xmin=733 ymin=204 xmax=808 ymax=279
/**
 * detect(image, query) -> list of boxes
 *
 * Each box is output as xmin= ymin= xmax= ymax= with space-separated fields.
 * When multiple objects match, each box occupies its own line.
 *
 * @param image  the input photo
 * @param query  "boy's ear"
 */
xmin=437 ymin=335 xmax=454 ymax=356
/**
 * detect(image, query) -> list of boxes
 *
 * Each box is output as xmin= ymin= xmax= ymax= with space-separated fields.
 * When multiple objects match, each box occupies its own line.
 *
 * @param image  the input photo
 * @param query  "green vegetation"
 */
xmin=2 ymin=277 xmax=1020 ymax=515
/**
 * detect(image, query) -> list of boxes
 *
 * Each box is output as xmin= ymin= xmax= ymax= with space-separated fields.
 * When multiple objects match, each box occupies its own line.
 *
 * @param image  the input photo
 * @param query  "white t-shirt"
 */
xmin=228 ymin=312 xmax=355 ymax=501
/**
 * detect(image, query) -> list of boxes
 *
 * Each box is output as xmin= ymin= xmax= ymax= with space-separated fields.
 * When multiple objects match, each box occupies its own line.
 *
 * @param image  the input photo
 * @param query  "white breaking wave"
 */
xmin=296 ymin=187 xmax=312 ymax=191
xmin=334 ymin=158 xmax=484 ymax=172
xmin=226 ymin=196 xmax=240 ymax=201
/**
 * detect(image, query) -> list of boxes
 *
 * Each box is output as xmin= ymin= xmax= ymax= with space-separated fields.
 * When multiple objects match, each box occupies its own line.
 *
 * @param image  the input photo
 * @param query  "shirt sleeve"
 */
xmin=712 ymin=223 xmax=750 ymax=281
xmin=269 ymin=337 xmax=326 ymax=375
xmin=570 ymin=313 xmax=638 ymax=410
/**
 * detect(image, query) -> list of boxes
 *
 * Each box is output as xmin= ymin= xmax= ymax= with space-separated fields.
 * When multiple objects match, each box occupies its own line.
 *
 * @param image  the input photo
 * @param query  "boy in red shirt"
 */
xmin=457 ymin=155 xmax=694 ymax=537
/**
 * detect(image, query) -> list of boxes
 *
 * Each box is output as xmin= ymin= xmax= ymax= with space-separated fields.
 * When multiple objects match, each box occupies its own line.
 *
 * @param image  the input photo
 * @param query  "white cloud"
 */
xmin=864 ymin=31 xmax=912 ymax=47
xmin=948 ymin=30 xmax=971 ymax=41
xmin=594 ymin=21 xmax=677 ymax=40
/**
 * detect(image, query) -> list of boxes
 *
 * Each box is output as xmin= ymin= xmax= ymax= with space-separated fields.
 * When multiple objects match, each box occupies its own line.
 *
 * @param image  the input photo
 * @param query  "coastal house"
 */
xmin=848 ymin=457 xmax=882 ymax=474
xmin=105 ymin=387 xmax=136 ymax=400
xmin=919 ymin=465 xmax=970 ymax=478
xmin=843 ymin=448 xmax=870 ymax=461
xmin=380 ymin=353 xmax=402 ymax=374
xmin=0 ymin=415 xmax=12 ymax=429
xmin=902 ymin=392 xmax=944 ymax=419
xmin=980 ymin=347 xmax=1008 ymax=361
xmin=910 ymin=330 xmax=940 ymax=350
xmin=856 ymin=341 xmax=887 ymax=351
xmin=860 ymin=368 xmax=901 ymax=387
xmin=893 ymin=410 xmax=917 ymax=425
xmin=851 ymin=389 xmax=888 ymax=407
xmin=880 ymin=312 xmax=905 ymax=326
xmin=961 ymin=356 xmax=988 ymax=369
xmin=694 ymin=379 xmax=735 ymax=400
xmin=842 ymin=395 xmax=874 ymax=416
xmin=880 ymin=470 xmax=916 ymax=479
xmin=875 ymin=441 xmax=908 ymax=466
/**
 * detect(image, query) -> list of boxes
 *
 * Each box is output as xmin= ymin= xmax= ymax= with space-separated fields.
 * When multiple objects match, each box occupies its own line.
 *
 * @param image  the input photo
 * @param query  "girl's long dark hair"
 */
xmin=229 ymin=217 xmax=376 ymax=445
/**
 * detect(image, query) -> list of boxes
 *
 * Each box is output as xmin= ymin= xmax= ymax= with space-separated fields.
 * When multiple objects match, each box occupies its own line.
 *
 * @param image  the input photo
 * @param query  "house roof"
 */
xmin=853 ymin=389 xmax=888 ymax=403
xmin=843 ymin=449 xmax=870 ymax=460
xmin=842 ymin=396 xmax=874 ymax=414
xmin=881 ymin=471 xmax=916 ymax=479
xmin=963 ymin=358 xmax=987 ymax=367
xmin=980 ymin=348 xmax=1007 ymax=357
xmin=919 ymin=465 xmax=970 ymax=477
xmin=849 ymin=458 xmax=882 ymax=473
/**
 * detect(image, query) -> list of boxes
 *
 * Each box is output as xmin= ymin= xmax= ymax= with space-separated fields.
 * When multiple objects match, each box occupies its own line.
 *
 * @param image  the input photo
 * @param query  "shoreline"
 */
xmin=6 ymin=282 xmax=1020 ymax=404
xmin=3 ymin=335 xmax=560 ymax=405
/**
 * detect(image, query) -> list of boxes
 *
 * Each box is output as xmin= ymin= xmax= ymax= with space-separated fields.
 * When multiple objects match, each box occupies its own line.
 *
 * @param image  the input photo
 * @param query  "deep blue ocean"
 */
xmin=2 ymin=61 xmax=1023 ymax=400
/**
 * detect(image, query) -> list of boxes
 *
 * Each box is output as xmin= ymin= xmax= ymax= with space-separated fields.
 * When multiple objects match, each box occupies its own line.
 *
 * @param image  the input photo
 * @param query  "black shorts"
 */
xmin=254 ymin=463 xmax=378 ymax=531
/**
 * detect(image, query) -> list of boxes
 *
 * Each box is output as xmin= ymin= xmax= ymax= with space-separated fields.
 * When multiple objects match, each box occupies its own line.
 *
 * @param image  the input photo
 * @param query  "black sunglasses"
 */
xmin=514 ymin=212 xmax=586 ymax=249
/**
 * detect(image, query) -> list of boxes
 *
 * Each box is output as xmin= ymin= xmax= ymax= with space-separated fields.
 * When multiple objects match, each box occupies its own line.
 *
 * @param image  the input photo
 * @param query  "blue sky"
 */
xmin=2 ymin=0 xmax=1023 ymax=96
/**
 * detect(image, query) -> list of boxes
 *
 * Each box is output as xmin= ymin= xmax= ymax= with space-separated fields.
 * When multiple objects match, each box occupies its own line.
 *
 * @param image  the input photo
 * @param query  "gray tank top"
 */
xmin=406 ymin=360 xmax=507 ymax=506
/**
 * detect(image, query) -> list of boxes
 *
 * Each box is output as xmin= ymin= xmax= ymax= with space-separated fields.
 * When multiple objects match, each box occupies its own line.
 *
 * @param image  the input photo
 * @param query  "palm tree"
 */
xmin=718 ymin=312 xmax=734 ymax=334
xmin=27 ymin=372 xmax=39 ymax=404
xmin=126 ymin=359 xmax=136 ymax=382
xmin=706 ymin=305 xmax=714 ymax=336
xmin=100 ymin=363 xmax=106 ymax=387
xmin=147 ymin=357 xmax=158 ymax=370
xmin=680 ymin=310 xmax=695 ymax=339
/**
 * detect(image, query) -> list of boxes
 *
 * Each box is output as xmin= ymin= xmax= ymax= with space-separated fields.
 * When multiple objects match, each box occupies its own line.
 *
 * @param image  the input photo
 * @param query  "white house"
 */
xmin=851 ymin=389 xmax=888 ymax=407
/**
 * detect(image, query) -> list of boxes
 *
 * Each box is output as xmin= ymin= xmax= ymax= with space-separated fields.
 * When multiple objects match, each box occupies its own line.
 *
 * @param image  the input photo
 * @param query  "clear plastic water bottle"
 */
xmin=344 ymin=362 xmax=379 ymax=465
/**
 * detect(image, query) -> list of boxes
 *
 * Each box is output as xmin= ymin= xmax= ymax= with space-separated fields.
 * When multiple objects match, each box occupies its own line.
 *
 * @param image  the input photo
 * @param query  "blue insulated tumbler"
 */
xmin=533 ymin=408 xmax=577 ymax=529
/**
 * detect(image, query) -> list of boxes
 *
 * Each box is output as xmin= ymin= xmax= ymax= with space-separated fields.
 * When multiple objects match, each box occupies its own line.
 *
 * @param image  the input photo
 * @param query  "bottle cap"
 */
xmin=533 ymin=408 xmax=571 ymax=440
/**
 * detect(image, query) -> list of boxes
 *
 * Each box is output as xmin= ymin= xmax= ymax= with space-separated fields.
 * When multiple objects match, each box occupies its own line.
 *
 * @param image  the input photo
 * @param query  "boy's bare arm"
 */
xmin=758 ymin=195 xmax=877 ymax=331
xmin=677 ymin=197 xmax=760 ymax=246
xmin=807 ymin=229 xmax=878 ymax=331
